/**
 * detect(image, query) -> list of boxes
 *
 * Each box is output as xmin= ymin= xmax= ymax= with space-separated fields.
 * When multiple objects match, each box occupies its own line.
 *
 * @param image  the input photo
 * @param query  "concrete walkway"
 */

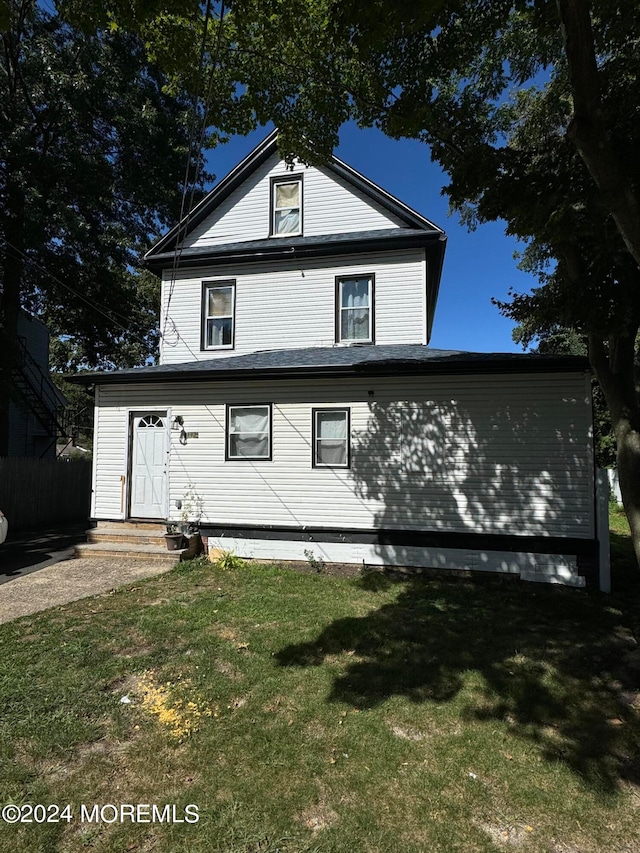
xmin=0 ymin=555 xmax=177 ymax=624
xmin=0 ymin=527 xmax=179 ymax=624
xmin=0 ymin=525 xmax=87 ymax=584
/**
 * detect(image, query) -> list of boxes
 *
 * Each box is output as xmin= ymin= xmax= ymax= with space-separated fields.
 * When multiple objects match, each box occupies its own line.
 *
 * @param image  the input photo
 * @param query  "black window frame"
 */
xmin=312 ymin=407 xmax=351 ymax=469
xmin=269 ymin=174 xmax=304 ymax=237
xmin=201 ymin=280 xmax=236 ymax=352
xmin=225 ymin=403 xmax=273 ymax=462
xmin=335 ymin=274 xmax=375 ymax=344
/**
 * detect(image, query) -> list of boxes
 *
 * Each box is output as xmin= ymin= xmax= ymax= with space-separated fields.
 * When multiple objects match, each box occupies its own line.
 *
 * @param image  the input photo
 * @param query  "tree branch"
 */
xmin=556 ymin=0 xmax=640 ymax=268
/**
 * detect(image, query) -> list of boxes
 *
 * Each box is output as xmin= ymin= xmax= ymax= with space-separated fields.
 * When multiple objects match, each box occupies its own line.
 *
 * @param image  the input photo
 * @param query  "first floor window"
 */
xmin=336 ymin=276 xmax=373 ymax=343
xmin=203 ymin=281 xmax=235 ymax=349
xmin=227 ymin=404 xmax=271 ymax=460
xmin=313 ymin=408 xmax=350 ymax=468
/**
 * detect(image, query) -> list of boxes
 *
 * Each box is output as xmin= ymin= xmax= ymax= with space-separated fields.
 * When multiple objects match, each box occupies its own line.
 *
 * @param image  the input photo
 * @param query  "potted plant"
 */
xmin=178 ymin=486 xmax=204 ymax=556
xmin=164 ymin=522 xmax=185 ymax=551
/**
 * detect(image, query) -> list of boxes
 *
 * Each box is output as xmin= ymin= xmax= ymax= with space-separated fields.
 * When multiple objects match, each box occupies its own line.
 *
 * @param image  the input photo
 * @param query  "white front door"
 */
xmin=130 ymin=413 xmax=168 ymax=518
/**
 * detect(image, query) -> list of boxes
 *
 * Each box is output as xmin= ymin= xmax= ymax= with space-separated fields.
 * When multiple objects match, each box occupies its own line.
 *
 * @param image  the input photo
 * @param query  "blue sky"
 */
xmin=205 ymin=122 xmax=538 ymax=354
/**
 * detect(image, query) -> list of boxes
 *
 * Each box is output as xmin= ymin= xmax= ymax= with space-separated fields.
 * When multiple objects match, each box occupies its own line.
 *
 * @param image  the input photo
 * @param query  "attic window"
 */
xmin=271 ymin=176 xmax=302 ymax=236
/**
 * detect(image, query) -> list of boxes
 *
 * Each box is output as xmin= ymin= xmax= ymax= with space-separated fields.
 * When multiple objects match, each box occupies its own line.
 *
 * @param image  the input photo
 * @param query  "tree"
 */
xmin=214 ymin=0 xmax=640 ymax=566
xmin=0 ymin=0 xmax=217 ymax=455
xmin=9 ymin=1 xmax=640 ymax=563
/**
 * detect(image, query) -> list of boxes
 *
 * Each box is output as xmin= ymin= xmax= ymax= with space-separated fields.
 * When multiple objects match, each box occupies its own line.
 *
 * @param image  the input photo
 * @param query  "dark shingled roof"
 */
xmin=145 ymin=228 xmax=443 ymax=272
xmin=69 ymin=345 xmax=590 ymax=385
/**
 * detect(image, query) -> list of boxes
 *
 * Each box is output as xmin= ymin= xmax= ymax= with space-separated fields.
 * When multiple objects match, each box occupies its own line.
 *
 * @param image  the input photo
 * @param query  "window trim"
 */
xmin=312 ymin=407 xmax=351 ymax=469
xmin=269 ymin=174 xmax=303 ymax=237
xmin=335 ymin=274 xmax=375 ymax=344
xmin=201 ymin=280 xmax=236 ymax=351
xmin=225 ymin=403 xmax=273 ymax=462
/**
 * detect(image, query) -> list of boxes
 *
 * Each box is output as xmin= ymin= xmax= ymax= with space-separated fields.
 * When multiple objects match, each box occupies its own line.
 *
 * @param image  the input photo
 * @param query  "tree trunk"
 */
xmin=556 ymin=0 xmax=640 ymax=268
xmin=589 ymin=333 xmax=640 ymax=568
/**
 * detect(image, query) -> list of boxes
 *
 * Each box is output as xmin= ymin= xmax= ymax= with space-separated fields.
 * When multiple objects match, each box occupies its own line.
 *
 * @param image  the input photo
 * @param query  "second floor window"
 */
xmin=336 ymin=275 xmax=374 ymax=343
xmin=271 ymin=177 xmax=302 ymax=236
xmin=202 ymin=281 xmax=235 ymax=350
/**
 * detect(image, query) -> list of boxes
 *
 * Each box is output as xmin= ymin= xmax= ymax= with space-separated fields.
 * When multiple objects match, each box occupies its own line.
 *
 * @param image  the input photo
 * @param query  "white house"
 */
xmin=76 ymin=130 xmax=598 ymax=586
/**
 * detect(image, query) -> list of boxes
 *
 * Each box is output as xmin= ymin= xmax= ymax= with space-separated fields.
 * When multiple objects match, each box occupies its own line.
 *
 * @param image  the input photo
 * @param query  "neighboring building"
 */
xmin=9 ymin=311 xmax=66 ymax=459
xmin=76 ymin=130 xmax=598 ymax=586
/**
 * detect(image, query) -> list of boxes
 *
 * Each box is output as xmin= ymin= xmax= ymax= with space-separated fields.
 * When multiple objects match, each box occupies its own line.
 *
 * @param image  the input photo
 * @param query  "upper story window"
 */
xmin=271 ymin=176 xmax=302 ymax=236
xmin=202 ymin=281 xmax=235 ymax=350
xmin=336 ymin=275 xmax=374 ymax=344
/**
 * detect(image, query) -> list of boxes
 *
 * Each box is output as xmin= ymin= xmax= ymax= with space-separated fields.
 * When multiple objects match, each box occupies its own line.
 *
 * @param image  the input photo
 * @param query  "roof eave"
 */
xmin=68 ymin=355 xmax=590 ymax=387
xmin=425 ymin=236 xmax=447 ymax=345
xmin=326 ymin=156 xmax=444 ymax=233
xmin=145 ymin=130 xmax=279 ymax=260
xmin=145 ymin=231 xmax=445 ymax=274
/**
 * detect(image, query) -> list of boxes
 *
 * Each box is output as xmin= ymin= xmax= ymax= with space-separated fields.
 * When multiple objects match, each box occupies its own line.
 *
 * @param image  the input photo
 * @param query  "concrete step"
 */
xmin=95 ymin=520 xmax=166 ymax=532
xmin=86 ymin=528 xmax=167 ymax=547
xmin=74 ymin=541 xmax=184 ymax=563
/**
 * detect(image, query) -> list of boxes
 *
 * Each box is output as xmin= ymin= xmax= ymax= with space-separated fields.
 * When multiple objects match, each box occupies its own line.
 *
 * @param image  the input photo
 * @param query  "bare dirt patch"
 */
xmin=478 ymin=820 xmax=532 ymax=848
xmin=299 ymin=802 xmax=339 ymax=834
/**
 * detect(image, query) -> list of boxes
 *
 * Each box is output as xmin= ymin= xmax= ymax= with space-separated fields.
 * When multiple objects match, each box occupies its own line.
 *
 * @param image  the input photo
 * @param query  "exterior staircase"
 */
xmin=75 ymin=521 xmax=186 ymax=564
xmin=12 ymin=336 xmax=67 ymax=456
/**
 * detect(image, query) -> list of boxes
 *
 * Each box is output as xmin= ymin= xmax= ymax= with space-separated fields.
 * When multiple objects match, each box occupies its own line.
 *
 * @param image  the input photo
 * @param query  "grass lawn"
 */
xmin=0 ymin=522 xmax=639 ymax=852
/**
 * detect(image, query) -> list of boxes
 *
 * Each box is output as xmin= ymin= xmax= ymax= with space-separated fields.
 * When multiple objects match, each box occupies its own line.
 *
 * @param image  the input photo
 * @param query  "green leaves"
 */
xmin=0 ymin=5 xmax=213 ymax=370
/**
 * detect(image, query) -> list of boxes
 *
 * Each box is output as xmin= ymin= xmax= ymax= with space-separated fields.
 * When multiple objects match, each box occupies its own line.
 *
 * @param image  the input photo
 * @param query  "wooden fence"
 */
xmin=0 ymin=457 xmax=92 ymax=531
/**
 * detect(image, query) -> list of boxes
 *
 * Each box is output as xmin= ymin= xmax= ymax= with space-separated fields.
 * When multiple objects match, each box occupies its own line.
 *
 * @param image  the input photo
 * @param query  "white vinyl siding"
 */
xmin=180 ymin=154 xmax=405 ymax=249
xmin=92 ymin=372 xmax=594 ymax=542
xmin=160 ymin=250 xmax=426 ymax=363
xmin=92 ymin=390 xmax=130 ymax=519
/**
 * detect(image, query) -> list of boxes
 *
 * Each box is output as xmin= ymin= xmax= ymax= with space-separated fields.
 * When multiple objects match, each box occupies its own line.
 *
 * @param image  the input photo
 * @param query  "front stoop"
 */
xmin=74 ymin=521 xmax=185 ymax=564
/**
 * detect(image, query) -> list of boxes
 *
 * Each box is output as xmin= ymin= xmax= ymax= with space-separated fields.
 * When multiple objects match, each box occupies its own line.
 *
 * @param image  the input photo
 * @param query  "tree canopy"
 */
xmin=4 ymin=0 xmax=640 ymax=562
xmin=0 ymin=1 xmax=218 ymax=453
xmin=220 ymin=0 xmax=640 ymax=563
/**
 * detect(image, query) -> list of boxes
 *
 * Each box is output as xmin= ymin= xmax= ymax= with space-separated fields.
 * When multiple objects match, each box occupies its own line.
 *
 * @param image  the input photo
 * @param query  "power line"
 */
xmin=162 ymin=0 xmax=228 ymax=346
xmin=0 ymin=236 xmax=152 ymax=345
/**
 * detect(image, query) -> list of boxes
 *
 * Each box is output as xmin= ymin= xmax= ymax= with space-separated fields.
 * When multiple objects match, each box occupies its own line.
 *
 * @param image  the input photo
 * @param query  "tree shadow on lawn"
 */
xmin=276 ymin=575 xmax=640 ymax=795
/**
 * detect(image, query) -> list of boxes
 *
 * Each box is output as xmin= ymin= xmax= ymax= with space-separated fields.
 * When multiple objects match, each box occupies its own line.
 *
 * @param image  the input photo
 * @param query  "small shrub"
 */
xmin=304 ymin=548 xmax=325 ymax=573
xmin=215 ymin=550 xmax=246 ymax=571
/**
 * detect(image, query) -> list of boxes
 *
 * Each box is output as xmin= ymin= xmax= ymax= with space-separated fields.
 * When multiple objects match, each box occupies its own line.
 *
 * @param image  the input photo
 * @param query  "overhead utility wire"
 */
xmin=162 ymin=0 xmax=226 ymax=345
xmin=0 ymin=236 xmax=147 ymax=341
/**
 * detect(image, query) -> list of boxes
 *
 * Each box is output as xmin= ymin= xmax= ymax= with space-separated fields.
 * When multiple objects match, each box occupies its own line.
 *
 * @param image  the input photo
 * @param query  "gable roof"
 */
xmin=145 ymin=129 xmax=445 ymax=264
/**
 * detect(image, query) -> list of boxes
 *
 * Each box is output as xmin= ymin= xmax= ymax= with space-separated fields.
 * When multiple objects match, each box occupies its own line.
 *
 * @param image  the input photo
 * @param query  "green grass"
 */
xmin=0 ymin=528 xmax=639 ymax=852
